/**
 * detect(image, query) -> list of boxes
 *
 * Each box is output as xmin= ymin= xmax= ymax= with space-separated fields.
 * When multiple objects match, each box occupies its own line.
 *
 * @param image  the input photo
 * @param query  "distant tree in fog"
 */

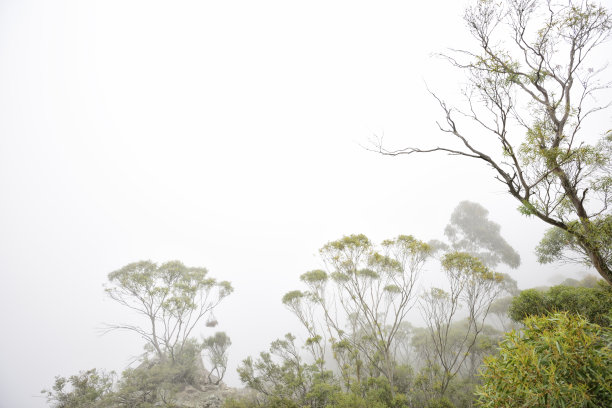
xmin=444 ymin=201 xmax=521 ymax=269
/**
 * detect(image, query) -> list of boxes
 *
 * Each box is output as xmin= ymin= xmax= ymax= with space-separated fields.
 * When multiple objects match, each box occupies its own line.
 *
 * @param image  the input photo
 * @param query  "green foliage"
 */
xmin=282 ymin=233 xmax=432 ymax=392
xmin=223 ymin=398 xmax=258 ymax=408
xmin=113 ymin=340 xmax=206 ymax=407
xmin=203 ymin=331 xmax=232 ymax=384
xmin=325 ymin=377 xmax=410 ymax=408
xmin=477 ymin=313 xmax=612 ymax=408
xmin=509 ymin=281 xmax=612 ymax=327
xmin=508 ymin=288 xmax=550 ymax=320
xmin=419 ymin=251 xmax=506 ymax=400
xmin=414 ymin=0 xmax=612 ymax=284
xmin=536 ymin=216 xmax=612 ymax=270
xmin=43 ymin=335 xmax=219 ymax=408
xmin=441 ymin=252 xmax=501 ymax=282
xmin=322 ymin=234 xmax=372 ymax=253
xmin=42 ymin=369 xmax=114 ymax=408
xmin=281 ymin=290 xmax=306 ymax=308
xmin=114 ymin=365 xmax=175 ymax=407
xmin=300 ymin=270 xmax=328 ymax=284
xmin=236 ymin=333 xmax=323 ymax=406
xmin=426 ymin=397 xmax=455 ymax=408
xmin=234 ymin=332 xmax=418 ymax=408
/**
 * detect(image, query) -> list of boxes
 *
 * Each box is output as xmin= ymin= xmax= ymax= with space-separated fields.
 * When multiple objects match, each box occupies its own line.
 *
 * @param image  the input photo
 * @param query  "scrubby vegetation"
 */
xmin=43 ymin=201 xmax=612 ymax=408
xmin=223 ymin=203 xmax=610 ymax=408
xmin=43 ymin=261 xmax=233 ymax=408
xmin=477 ymin=313 xmax=612 ymax=408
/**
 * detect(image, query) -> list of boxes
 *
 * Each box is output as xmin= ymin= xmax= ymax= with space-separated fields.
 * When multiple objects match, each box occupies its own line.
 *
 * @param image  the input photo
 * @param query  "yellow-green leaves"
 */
xmin=300 ymin=269 xmax=328 ymax=284
xmin=442 ymin=252 xmax=498 ymax=281
xmin=383 ymin=284 xmax=401 ymax=294
xmin=282 ymin=290 xmax=305 ymax=306
xmin=382 ymin=234 xmax=432 ymax=254
xmin=321 ymin=234 xmax=371 ymax=252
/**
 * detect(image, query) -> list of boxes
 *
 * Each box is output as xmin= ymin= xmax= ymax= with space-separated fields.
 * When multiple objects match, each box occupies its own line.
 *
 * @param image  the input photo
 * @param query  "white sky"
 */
xmin=1 ymin=1 xmax=610 ymax=407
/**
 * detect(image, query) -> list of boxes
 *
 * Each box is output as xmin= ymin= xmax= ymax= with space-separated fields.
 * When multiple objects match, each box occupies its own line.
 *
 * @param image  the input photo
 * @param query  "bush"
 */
xmin=41 ymin=369 xmax=114 ymax=408
xmin=112 ymin=340 xmax=208 ymax=407
xmin=509 ymin=281 xmax=612 ymax=327
xmin=476 ymin=312 xmax=612 ymax=408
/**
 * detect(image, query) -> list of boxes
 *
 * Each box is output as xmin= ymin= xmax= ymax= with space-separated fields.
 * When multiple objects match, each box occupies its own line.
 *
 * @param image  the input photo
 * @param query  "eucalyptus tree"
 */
xmin=237 ymin=333 xmax=324 ymax=407
xmin=282 ymin=234 xmax=432 ymax=393
xmin=104 ymin=260 xmax=233 ymax=363
xmin=444 ymin=201 xmax=521 ymax=269
xmin=202 ymin=331 xmax=232 ymax=384
xmin=377 ymin=0 xmax=612 ymax=284
xmin=419 ymin=252 xmax=505 ymax=396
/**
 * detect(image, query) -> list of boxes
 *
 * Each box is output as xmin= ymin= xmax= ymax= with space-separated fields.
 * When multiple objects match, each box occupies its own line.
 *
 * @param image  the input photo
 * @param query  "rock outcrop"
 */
xmin=174 ymin=383 xmax=257 ymax=408
xmin=171 ymin=356 xmax=256 ymax=408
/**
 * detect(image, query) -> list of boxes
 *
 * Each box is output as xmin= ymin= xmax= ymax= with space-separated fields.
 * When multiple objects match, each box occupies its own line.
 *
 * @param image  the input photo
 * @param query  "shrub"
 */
xmin=509 ymin=281 xmax=612 ymax=327
xmin=41 ymin=369 xmax=114 ymax=408
xmin=476 ymin=312 xmax=612 ymax=408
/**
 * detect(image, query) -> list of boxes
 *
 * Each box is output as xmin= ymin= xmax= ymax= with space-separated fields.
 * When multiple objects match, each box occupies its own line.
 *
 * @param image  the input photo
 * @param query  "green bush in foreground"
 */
xmin=476 ymin=312 xmax=612 ymax=408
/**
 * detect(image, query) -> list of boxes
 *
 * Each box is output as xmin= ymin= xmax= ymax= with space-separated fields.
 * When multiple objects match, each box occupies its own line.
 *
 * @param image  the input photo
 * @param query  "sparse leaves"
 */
xmin=379 ymin=0 xmax=612 ymax=284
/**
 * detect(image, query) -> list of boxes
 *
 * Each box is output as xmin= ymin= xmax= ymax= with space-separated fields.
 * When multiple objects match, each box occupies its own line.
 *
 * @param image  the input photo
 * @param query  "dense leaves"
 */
xmin=509 ymin=280 xmax=612 ymax=327
xmin=477 ymin=313 xmax=612 ymax=408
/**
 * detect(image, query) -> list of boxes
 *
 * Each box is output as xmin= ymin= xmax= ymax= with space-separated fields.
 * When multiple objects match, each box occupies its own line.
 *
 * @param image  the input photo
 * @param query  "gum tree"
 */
xmin=202 ymin=331 xmax=232 ymax=384
xmin=104 ymin=260 xmax=233 ymax=363
xmin=283 ymin=234 xmax=432 ymax=393
xmin=378 ymin=0 xmax=612 ymax=284
xmin=419 ymin=252 xmax=505 ymax=396
xmin=443 ymin=201 xmax=521 ymax=269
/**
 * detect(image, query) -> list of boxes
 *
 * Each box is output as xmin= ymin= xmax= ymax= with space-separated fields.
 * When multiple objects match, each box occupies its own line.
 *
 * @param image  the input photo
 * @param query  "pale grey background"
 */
xmin=1 ymin=1 xmax=609 ymax=407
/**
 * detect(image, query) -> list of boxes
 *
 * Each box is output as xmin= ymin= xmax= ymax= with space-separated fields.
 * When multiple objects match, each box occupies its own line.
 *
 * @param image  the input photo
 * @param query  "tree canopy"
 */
xmin=104 ymin=260 xmax=233 ymax=363
xmin=377 ymin=0 xmax=612 ymax=284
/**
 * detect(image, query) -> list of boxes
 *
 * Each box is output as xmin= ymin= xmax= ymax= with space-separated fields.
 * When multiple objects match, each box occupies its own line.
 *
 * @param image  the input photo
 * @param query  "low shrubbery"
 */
xmin=477 ymin=313 xmax=612 ymax=408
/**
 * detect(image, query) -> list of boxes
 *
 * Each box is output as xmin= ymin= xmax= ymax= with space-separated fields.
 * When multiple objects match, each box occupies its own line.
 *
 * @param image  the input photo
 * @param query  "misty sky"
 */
xmin=1 ymin=1 xmax=610 ymax=407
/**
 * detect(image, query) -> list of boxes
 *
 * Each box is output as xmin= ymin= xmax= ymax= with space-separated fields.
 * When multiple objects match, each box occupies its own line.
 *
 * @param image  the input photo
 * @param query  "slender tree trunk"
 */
xmin=150 ymin=316 xmax=164 ymax=361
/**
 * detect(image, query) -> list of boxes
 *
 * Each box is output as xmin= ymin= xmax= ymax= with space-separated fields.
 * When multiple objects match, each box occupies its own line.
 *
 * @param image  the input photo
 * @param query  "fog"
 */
xmin=0 ymin=1 xmax=608 ymax=407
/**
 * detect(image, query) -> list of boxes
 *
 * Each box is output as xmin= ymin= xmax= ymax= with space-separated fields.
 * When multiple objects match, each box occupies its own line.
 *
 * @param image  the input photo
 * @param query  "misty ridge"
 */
xmin=41 ymin=201 xmax=612 ymax=408
xmin=1 ymin=0 xmax=611 ymax=407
